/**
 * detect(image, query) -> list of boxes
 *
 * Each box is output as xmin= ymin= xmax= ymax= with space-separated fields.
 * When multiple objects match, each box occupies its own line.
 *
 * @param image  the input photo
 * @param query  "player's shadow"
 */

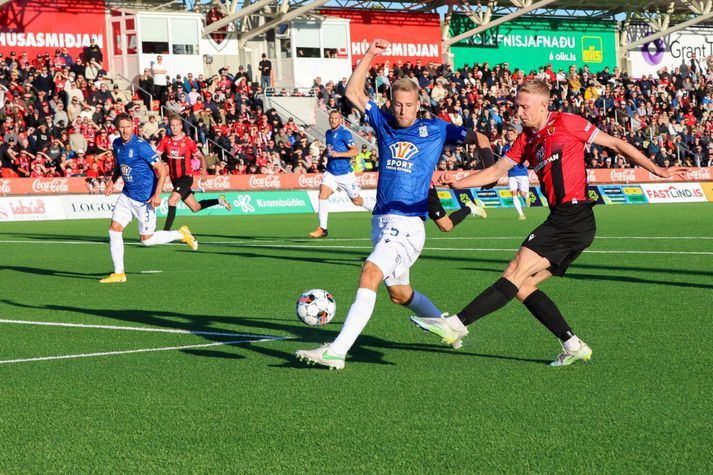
xmin=460 ymin=262 xmax=713 ymax=290
xmin=0 ymin=265 xmax=105 ymax=280
xmin=199 ymin=249 xmax=363 ymax=268
xmin=0 ymin=299 xmax=549 ymax=366
xmin=0 ymin=232 xmax=106 ymax=243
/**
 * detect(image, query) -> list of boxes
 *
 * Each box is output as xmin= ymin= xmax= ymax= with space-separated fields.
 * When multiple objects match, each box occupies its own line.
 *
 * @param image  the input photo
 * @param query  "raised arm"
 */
xmin=345 ymin=39 xmax=390 ymax=113
xmin=592 ymin=130 xmax=688 ymax=179
xmin=450 ymin=157 xmax=514 ymax=189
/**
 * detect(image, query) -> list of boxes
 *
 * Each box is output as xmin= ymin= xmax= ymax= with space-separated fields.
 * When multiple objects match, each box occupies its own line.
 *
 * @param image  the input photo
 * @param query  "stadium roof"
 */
xmin=33 ymin=0 xmax=711 ymax=52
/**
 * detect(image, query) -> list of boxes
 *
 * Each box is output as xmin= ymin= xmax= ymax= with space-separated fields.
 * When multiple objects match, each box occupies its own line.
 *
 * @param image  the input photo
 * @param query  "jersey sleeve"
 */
xmin=444 ymin=123 xmax=468 ymax=144
xmin=502 ymin=132 xmax=526 ymax=166
xmin=156 ymin=136 xmax=167 ymax=154
xmin=187 ymin=138 xmax=198 ymax=155
xmin=341 ymin=129 xmax=355 ymax=148
xmin=363 ymin=101 xmax=386 ymax=140
xmin=562 ymin=113 xmax=599 ymax=144
xmin=140 ymin=140 xmax=160 ymax=166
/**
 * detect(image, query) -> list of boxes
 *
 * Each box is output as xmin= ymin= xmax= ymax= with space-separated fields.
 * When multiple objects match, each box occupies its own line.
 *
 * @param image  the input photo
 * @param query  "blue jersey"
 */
xmin=503 ymin=143 xmax=528 ymax=177
xmin=325 ymin=125 xmax=356 ymax=176
xmin=364 ymin=101 xmax=467 ymax=217
xmin=112 ymin=135 xmax=160 ymax=202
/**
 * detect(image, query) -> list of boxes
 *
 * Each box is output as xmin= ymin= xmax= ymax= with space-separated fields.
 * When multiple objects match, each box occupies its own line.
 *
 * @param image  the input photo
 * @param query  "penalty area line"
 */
xmin=0 ymin=337 xmax=289 ymax=365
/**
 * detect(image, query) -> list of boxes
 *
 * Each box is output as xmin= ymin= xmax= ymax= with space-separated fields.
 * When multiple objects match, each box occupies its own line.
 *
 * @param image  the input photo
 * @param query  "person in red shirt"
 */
xmin=412 ymin=79 xmax=688 ymax=367
xmin=156 ymin=115 xmax=232 ymax=231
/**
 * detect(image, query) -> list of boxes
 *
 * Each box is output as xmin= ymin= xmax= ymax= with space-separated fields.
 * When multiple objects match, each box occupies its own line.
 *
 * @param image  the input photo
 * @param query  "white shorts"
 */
xmin=366 ymin=214 xmax=425 ymax=286
xmin=111 ymin=193 xmax=157 ymax=236
xmin=322 ymin=171 xmax=360 ymax=199
xmin=508 ymin=176 xmax=529 ymax=193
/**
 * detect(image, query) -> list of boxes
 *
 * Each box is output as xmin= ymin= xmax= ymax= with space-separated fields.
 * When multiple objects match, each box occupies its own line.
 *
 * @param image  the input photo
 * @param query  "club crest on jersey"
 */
xmin=419 ymin=126 xmax=428 ymax=137
xmin=386 ymin=141 xmax=418 ymax=173
xmin=128 ymin=148 xmax=134 ymax=158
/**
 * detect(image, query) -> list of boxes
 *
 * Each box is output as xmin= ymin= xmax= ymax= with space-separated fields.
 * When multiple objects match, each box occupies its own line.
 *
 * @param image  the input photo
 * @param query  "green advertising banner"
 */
xmin=156 ymin=191 xmax=314 ymax=217
xmin=450 ymin=15 xmax=617 ymax=73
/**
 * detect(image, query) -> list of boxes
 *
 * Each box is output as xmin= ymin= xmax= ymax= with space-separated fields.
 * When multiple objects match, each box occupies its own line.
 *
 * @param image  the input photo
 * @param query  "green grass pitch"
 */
xmin=1 ymin=203 xmax=712 ymax=473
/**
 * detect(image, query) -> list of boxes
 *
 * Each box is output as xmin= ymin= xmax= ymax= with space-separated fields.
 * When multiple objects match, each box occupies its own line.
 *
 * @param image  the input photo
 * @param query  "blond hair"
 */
xmin=518 ymin=79 xmax=551 ymax=98
xmin=392 ymin=78 xmax=419 ymax=95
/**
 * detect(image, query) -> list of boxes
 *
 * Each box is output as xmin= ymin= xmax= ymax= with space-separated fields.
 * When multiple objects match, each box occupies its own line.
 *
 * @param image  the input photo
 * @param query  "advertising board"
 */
xmin=640 ymin=183 xmax=707 ymax=203
xmin=0 ymin=0 xmax=108 ymax=68
xmin=320 ymin=9 xmax=441 ymax=65
xmin=627 ymin=24 xmax=713 ymax=78
xmin=450 ymin=15 xmax=617 ymax=72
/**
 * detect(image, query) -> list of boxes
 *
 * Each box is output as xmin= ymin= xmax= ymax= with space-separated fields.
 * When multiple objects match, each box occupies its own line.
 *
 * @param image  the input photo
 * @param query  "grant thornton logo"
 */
xmin=641 ymin=36 xmax=665 ymax=66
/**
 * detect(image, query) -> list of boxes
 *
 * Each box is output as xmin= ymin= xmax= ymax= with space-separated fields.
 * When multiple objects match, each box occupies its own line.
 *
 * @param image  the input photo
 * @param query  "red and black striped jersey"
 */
xmin=156 ymin=134 xmax=198 ymax=180
xmin=504 ymin=112 xmax=598 ymax=208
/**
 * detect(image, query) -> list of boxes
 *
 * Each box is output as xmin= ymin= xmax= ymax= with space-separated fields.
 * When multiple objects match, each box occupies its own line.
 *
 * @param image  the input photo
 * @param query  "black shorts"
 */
xmin=521 ymin=203 xmax=596 ymax=277
xmin=172 ymin=175 xmax=194 ymax=200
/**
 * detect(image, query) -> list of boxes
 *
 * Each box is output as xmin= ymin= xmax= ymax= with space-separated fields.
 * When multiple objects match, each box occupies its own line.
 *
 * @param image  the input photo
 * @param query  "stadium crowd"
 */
xmin=1 ymin=43 xmax=713 ymax=180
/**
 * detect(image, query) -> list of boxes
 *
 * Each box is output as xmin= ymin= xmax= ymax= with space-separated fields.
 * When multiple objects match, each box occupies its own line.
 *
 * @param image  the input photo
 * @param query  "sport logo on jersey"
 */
xmin=120 ymin=164 xmax=133 ymax=182
xmin=386 ymin=141 xmax=418 ymax=173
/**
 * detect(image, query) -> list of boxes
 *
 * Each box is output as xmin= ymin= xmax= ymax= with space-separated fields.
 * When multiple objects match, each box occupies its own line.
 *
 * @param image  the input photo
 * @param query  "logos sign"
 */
xmin=450 ymin=16 xmax=617 ymax=72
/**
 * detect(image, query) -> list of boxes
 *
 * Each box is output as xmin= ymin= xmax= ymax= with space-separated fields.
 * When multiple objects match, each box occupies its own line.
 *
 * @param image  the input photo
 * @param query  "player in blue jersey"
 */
xmin=100 ymin=113 xmax=198 ymax=284
xmin=503 ymin=125 xmax=530 ymax=220
xmin=296 ymin=39 xmax=487 ymax=369
xmin=308 ymin=110 xmax=375 ymax=238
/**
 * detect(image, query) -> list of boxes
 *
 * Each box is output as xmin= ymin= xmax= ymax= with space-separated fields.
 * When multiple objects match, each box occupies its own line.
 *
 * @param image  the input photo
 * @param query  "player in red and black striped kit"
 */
xmin=412 ymin=79 xmax=688 ymax=366
xmin=157 ymin=116 xmax=232 ymax=231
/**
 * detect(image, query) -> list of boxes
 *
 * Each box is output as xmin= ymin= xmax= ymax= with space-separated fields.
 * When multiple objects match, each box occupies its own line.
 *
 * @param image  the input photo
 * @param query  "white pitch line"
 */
xmin=0 ymin=338 xmax=286 ymax=365
xmin=0 ymin=319 xmax=286 ymax=339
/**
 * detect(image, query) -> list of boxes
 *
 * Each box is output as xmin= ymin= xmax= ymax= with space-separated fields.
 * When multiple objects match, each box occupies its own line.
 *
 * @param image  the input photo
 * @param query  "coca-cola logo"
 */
xmin=0 ymin=179 xmax=10 ymax=194
xmin=298 ymin=174 xmax=323 ymax=188
xmin=686 ymin=168 xmax=712 ymax=181
xmin=356 ymin=173 xmax=378 ymax=188
xmin=610 ymin=170 xmax=637 ymax=182
xmin=31 ymin=178 xmax=69 ymax=193
xmin=248 ymin=174 xmax=282 ymax=189
xmin=586 ymin=169 xmax=597 ymax=183
xmin=198 ymin=175 xmax=231 ymax=190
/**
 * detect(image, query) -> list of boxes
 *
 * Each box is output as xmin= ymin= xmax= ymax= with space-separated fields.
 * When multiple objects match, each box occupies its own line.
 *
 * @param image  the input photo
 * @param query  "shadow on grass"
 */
xmin=0 ymin=265 xmax=105 ymax=280
xmin=0 ymin=299 xmax=549 ymax=367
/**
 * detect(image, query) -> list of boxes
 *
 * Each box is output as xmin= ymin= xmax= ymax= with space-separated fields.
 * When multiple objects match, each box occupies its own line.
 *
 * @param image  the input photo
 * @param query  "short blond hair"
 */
xmin=392 ymin=78 xmax=419 ymax=95
xmin=518 ymin=79 xmax=551 ymax=98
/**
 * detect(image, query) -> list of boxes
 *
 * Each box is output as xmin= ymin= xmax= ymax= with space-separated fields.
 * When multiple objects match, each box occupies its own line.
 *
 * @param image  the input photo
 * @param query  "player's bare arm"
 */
xmin=449 ymin=158 xmax=514 ymax=189
xmin=592 ymin=130 xmax=688 ymax=179
xmin=345 ymin=39 xmax=390 ymax=113
xmin=332 ymin=144 xmax=358 ymax=159
xmin=104 ymin=165 xmax=122 ymax=196
xmin=149 ymin=160 xmax=168 ymax=207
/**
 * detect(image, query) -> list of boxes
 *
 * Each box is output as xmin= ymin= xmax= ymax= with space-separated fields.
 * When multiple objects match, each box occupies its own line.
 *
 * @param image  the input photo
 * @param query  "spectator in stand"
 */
xmin=151 ymin=55 xmax=168 ymax=102
xmin=83 ymin=38 xmax=103 ymax=65
xmin=259 ymin=53 xmax=272 ymax=90
xmin=138 ymin=68 xmax=154 ymax=109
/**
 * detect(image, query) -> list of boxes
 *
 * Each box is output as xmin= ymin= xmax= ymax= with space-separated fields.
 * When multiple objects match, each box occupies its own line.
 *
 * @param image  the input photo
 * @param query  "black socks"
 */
xmin=457 ymin=277 xmax=519 ymax=326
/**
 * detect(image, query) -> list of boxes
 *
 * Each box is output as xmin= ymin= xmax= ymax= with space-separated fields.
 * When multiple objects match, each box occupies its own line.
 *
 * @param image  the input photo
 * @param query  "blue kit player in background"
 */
xmin=296 ymin=39 xmax=488 ymax=369
xmin=503 ymin=124 xmax=530 ymax=220
xmin=100 ymin=113 xmax=198 ymax=284
xmin=308 ymin=110 xmax=375 ymax=238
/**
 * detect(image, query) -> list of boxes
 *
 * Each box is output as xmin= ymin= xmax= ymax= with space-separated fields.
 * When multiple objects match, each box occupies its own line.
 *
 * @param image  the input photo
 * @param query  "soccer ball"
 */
xmin=296 ymin=289 xmax=336 ymax=326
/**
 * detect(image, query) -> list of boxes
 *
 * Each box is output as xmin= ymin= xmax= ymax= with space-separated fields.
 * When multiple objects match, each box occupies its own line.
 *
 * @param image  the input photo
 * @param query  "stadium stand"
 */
xmin=1 ymin=46 xmax=712 ymax=180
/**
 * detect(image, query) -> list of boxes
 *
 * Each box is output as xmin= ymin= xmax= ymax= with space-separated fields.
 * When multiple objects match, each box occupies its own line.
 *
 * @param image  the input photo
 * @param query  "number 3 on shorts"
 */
xmin=387 ymin=227 xmax=399 ymax=237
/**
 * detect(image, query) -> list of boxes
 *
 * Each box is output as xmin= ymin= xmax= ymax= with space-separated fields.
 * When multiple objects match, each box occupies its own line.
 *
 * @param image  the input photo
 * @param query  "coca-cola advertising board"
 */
xmin=320 ymin=9 xmax=441 ymax=65
xmin=0 ymin=0 xmax=108 ymax=68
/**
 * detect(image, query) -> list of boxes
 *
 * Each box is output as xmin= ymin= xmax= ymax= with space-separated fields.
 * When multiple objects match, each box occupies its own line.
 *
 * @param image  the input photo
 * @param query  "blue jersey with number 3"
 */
xmin=325 ymin=125 xmax=356 ymax=176
xmin=113 ymin=135 xmax=160 ymax=202
xmin=364 ymin=100 xmax=467 ymax=217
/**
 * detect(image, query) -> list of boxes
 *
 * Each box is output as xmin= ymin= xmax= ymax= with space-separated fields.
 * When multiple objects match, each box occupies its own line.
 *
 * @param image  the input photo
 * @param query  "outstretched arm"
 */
xmin=444 ymin=157 xmax=514 ymax=189
xmin=592 ymin=130 xmax=688 ymax=178
xmin=345 ymin=39 xmax=389 ymax=113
